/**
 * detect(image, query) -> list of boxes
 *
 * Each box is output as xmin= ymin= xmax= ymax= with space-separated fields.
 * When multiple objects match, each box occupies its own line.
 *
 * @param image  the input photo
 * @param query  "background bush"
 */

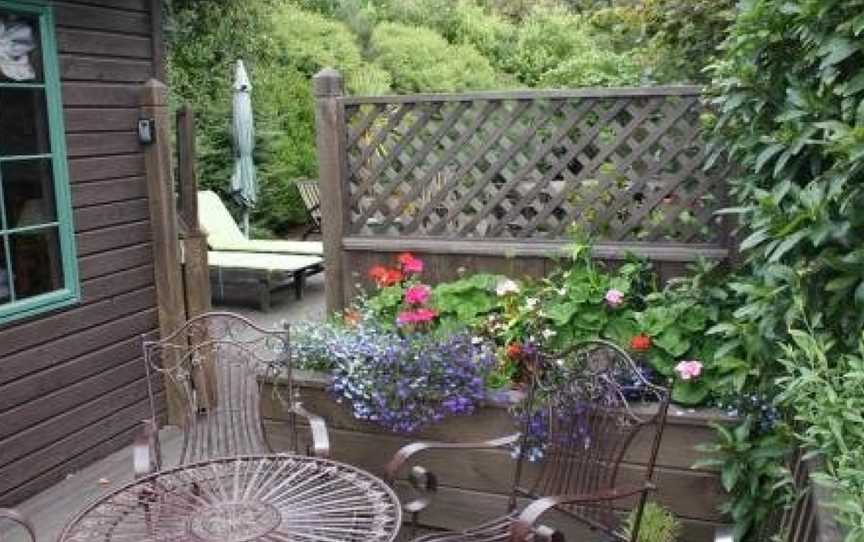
xmin=369 ymin=22 xmax=499 ymax=93
xmin=165 ymin=0 xmax=736 ymax=236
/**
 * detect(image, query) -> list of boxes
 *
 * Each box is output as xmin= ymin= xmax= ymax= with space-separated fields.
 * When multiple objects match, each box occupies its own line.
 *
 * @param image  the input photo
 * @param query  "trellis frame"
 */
xmin=313 ymin=70 xmax=733 ymax=313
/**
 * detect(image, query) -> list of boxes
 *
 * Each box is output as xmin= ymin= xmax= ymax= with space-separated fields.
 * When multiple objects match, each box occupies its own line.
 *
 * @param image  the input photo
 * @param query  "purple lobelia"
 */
xmin=323 ymin=326 xmax=496 ymax=433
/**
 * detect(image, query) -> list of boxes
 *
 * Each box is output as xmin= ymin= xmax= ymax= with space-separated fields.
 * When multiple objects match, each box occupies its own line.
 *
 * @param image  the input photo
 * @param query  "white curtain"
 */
xmin=0 ymin=19 xmax=36 ymax=81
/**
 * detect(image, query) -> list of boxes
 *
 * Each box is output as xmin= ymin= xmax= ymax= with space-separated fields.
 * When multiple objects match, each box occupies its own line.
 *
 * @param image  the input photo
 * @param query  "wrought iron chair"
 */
xmin=135 ymin=312 xmax=329 ymax=478
xmin=385 ymin=340 xmax=670 ymax=542
xmin=0 ymin=509 xmax=35 ymax=542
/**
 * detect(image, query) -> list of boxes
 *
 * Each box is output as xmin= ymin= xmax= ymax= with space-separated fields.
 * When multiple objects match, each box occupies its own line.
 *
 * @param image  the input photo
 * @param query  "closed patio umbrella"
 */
xmin=230 ymin=59 xmax=257 ymax=237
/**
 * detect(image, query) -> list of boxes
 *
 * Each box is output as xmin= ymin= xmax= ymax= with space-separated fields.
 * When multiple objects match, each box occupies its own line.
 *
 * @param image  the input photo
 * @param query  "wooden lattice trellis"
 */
xmin=341 ymin=88 xmax=730 ymax=244
xmin=312 ymin=71 xmax=733 ymax=311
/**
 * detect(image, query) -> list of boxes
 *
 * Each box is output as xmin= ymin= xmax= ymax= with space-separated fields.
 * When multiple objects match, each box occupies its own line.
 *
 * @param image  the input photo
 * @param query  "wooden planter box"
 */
xmin=261 ymin=372 xmax=732 ymax=541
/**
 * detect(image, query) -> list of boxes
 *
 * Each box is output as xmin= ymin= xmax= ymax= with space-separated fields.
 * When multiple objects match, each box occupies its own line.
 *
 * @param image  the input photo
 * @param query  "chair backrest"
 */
xmin=196 ymin=190 xmax=248 ymax=247
xmin=295 ymin=179 xmax=322 ymax=223
xmin=514 ymin=340 xmax=670 ymax=540
xmin=143 ymin=312 xmax=298 ymax=466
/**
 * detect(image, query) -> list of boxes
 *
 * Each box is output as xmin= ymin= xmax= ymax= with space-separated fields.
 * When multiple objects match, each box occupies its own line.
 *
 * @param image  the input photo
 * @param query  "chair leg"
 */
xmin=259 ymin=279 xmax=272 ymax=312
xmin=294 ymin=273 xmax=306 ymax=301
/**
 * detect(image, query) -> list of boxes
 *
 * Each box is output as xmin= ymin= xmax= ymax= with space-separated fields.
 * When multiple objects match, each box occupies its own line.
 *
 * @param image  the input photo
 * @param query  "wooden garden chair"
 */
xmin=134 ymin=312 xmax=330 ymax=478
xmin=385 ymin=340 xmax=670 ymax=542
xmin=295 ymin=179 xmax=322 ymax=240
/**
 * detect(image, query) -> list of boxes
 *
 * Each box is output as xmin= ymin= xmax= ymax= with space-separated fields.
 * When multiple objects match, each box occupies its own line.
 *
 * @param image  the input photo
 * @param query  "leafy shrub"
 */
xmin=777 ymin=328 xmax=864 ymax=540
xmin=369 ymin=22 xmax=499 ymax=92
xmin=620 ymin=501 xmax=682 ymax=542
xmin=641 ymin=0 xmax=735 ymax=83
xmin=502 ymin=6 xmax=644 ymax=88
xmin=538 ymin=49 xmax=643 ymax=88
xmin=271 ymin=4 xmax=391 ymax=94
xmin=703 ymin=0 xmax=864 ymax=537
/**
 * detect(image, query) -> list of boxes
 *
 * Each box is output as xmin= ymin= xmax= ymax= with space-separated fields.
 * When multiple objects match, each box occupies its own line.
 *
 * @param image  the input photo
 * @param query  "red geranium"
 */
xmin=369 ymin=265 xmax=403 ymax=286
xmin=506 ymin=342 xmax=524 ymax=360
xmin=630 ymin=334 xmax=652 ymax=352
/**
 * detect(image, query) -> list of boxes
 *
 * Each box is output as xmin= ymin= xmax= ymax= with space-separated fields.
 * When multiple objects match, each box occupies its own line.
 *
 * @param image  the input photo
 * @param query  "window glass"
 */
xmin=0 ymin=243 xmax=9 ymax=304
xmin=2 ymin=158 xmax=56 ymax=227
xmin=0 ymin=12 xmax=42 ymax=82
xmin=0 ymin=4 xmax=78 ymax=324
xmin=0 ymin=87 xmax=50 ymax=155
xmin=10 ymin=227 xmax=63 ymax=300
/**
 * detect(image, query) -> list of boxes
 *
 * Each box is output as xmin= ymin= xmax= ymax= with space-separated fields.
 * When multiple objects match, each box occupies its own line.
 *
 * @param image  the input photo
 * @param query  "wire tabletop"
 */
xmin=57 ymin=454 xmax=402 ymax=542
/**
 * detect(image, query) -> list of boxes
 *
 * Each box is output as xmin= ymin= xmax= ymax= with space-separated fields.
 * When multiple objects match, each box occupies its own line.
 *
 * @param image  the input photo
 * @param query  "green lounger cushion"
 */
xmin=198 ymin=190 xmax=324 ymax=256
xmin=208 ymin=251 xmax=322 ymax=272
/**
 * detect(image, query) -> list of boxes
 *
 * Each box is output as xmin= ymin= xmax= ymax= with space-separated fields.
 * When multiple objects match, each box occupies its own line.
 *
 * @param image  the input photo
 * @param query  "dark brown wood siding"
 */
xmin=0 ymin=0 xmax=161 ymax=505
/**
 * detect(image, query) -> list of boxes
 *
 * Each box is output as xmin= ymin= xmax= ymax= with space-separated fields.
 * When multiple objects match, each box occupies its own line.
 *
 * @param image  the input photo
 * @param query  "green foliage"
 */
xmin=433 ymin=274 xmax=505 ymax=324
xmin=165 ymin=0 xmax=313 ymax=233
xmin=776 ymin=325 xmax=864 ymax=539
xmin=640 ymin=0 xmax=736 ymax=83
xmin=695 ymin=419 xmax=792 ymax=541
xmin=620 ymin=502 xmax=682 ymax=542
xmin=271 ymin=4 xmax=391 ymax=94
xmin=369 ymin=22 xmax=499 ymax=93
xmin=504 ymin=7 xmax=643 ymax=88
xmin=704 ymin=0 xmax=864 ymax=537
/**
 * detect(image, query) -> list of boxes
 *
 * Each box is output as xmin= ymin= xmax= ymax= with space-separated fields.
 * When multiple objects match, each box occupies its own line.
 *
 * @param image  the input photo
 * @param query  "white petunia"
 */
xmin=496 ymin=278 xmax=520 ymax=297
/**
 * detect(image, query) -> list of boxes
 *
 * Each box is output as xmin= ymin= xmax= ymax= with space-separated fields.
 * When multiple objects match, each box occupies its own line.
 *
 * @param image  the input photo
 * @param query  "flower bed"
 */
xmin=261 ymin=370 xmax=734 ymax=540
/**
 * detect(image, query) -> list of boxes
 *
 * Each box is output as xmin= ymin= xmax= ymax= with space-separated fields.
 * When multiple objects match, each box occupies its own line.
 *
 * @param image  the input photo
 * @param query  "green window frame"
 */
xmin=0 ymin=1 xmax=79 ymax=325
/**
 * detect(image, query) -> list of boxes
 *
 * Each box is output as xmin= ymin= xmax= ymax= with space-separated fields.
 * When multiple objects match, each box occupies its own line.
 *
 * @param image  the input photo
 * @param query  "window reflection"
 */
xmin=10 ymin=227 xmax=62 ymax=300
xmin=0 ymin=243 xmax=9 ymax=303
xmin=0 ymin=87 xmax=51 ymax=155
xmin=0 ymin=15 xmax=40 ymax=82
xmin=2 ymin=159 xmax=56 ymax=227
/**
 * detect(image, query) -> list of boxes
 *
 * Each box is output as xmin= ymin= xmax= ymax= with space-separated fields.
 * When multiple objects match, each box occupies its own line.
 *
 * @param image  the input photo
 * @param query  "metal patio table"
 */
xmin=58 ymin=454 xmax=402 ymax=542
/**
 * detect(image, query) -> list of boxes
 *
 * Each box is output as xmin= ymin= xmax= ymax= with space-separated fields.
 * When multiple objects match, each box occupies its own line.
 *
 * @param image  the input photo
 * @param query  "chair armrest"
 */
xmin=510 ymin=483 xmax=653 ymax=542
xmin=292 ymin=403 xmax=330 ymax=458
xmin=0 ymin=508 xmax=35 ymax=541
xmin=385 ymin=434 xmax=520 ymax=518
xmin=133 ymin=419 xmax=161 ymax=479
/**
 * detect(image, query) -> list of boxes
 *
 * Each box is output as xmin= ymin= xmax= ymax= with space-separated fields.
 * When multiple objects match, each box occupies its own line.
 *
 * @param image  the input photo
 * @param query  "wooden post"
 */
xmin=141 ymin=79 xmax=186 ymax=425
xmin=313 ymin=69 xmax=348 ymax=314
xmin=176 ymin=104 xmax=212 ymax=320
xmin=176 ymin=105 xmax=217 ymax=410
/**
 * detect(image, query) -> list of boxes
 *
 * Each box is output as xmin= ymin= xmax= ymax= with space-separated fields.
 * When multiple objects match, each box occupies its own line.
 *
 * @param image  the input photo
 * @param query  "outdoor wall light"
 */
xmin=137 ymin=118 xmax=156 ymax=144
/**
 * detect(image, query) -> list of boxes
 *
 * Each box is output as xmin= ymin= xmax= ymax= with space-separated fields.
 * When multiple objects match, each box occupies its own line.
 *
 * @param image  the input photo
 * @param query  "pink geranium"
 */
xmin=398 ymin=252 xmax=424 ymax=274
xmin=405 ymin=284 xmax=432 ymax=305
xmin=675 ymin=360 xmax=703 ymax=381
xmin=605 ymin=288 xmax=625 ymax=308
xmin=397 ymin=308 xmax=439 ymax=326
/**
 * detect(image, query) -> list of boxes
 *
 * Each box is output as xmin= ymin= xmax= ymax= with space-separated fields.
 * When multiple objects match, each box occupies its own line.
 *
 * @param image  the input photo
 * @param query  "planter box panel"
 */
xmin=265 ymin=383 xmax=723 ymax=471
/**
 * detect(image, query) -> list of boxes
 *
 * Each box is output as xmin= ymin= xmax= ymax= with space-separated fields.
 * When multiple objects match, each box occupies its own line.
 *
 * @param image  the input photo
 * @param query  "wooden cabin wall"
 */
xmin=0 ymin=0 xmax=163 ymax=505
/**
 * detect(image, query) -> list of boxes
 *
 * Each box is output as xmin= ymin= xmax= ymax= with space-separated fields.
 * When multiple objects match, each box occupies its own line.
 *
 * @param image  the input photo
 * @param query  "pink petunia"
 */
xmin=405 ymin=284 xmax=432 ymax=305
xmin=675 ymin=360 xmax=703 ymax=381
xmin=605 ymin=288 xmax=625 ymax=308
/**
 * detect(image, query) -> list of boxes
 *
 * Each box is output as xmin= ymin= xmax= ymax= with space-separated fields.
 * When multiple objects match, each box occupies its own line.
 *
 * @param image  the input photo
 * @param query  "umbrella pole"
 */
xmin=243 ymin=210 xmax=250 ymax=238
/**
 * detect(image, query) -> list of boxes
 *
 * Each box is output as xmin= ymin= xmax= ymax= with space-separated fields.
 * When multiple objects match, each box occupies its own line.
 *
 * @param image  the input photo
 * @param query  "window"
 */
xmin=0 ymin=1 xmax=78 ymax=324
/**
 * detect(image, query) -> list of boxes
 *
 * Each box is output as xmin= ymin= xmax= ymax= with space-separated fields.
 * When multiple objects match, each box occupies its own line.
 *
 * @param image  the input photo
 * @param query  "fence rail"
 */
xmin=313 ymin=70 xmax=733 ymax=311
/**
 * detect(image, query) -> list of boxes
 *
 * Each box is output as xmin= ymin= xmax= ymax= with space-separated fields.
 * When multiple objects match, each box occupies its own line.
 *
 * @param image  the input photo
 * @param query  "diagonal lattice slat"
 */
xmin=342 ymin=91 xmax=729 ymax=244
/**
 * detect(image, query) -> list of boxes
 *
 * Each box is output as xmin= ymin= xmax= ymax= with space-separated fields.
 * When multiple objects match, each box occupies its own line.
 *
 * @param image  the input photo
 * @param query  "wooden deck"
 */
xmin=0 ymin=428 xmax=183 ymax=542
xmin=0 ymin=424 xmax=432 ymax=542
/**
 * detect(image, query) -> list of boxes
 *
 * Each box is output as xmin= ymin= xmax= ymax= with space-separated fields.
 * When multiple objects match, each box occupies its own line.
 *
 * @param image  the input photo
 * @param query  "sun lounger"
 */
xmin=197 ymin=190 xmax=323 ymax=256
xmin=208 ymin=251 xmax=323 ymax=311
